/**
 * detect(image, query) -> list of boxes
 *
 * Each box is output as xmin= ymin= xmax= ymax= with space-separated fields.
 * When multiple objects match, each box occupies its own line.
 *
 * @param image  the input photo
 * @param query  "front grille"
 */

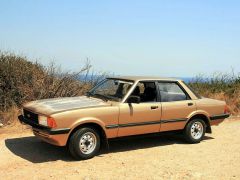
xmin=23 ymin=109 xmax=38 ymax=124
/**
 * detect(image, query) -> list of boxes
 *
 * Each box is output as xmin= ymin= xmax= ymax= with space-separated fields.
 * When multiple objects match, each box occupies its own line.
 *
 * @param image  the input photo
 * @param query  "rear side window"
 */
xmin=158 ymin=82 xmax=189 ymax=102
xmin=181 ymin=81 xmax=202 ymax=99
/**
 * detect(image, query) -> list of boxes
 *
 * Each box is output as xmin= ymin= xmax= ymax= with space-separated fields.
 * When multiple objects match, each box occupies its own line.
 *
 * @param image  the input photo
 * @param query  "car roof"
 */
xmin=108 ymin=76 xmax=181 ymax=82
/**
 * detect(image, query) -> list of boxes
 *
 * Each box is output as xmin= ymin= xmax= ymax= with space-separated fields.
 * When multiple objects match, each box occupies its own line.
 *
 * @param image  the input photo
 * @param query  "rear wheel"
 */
xmin=184 ymin=119 xmax=206 ymax=143
xmin=68 ymin=127 xmax=100 ymax=160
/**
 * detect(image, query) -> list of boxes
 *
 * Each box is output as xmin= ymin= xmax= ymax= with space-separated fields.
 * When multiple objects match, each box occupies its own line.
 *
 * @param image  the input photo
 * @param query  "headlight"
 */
xmin=39 ymin=115 xmax=48 ymax=126
xmin=38 ymin=115 xmax=57 ymax=128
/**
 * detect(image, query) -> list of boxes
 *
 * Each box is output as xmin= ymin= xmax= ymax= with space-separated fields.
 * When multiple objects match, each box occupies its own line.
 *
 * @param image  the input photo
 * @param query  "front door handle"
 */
xmin=188 ymin=102 xmax=193 ymax=106
xmin=151 ymin=106 xmax=159 ymax=109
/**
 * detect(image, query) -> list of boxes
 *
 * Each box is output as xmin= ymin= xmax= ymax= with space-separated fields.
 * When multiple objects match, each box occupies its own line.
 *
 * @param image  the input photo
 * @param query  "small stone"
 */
xmin=0 ymin=123 xmax=3 ymax=127
xmin=74 ymin=170 xmax=80 ymax=174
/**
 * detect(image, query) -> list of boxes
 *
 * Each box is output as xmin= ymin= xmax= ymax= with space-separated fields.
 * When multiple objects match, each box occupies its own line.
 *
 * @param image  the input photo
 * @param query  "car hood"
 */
xmin=23 ymin=96 xmax=110 ymax=115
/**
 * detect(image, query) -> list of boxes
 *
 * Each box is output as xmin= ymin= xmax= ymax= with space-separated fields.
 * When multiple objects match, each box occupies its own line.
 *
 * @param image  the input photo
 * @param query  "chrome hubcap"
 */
xmin=190 ymin=122 xmax=203 ymax=140
xmin=79 ymin=132 xmax=97 ymax=154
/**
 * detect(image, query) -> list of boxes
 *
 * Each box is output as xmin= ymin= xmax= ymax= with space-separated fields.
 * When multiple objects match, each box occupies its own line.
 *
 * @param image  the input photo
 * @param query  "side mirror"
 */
xmin=127 ymin=95 xmax=140 ymax=104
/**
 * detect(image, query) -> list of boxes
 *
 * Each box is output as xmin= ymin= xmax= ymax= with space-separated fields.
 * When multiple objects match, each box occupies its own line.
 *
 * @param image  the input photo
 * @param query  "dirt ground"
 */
xmin=0 ymin=118 xmax=240 ymax=180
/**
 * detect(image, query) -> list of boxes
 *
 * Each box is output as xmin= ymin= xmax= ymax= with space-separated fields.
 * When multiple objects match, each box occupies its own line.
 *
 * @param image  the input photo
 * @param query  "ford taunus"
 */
xmin=19 ymin=76 xmax=230 ymax=160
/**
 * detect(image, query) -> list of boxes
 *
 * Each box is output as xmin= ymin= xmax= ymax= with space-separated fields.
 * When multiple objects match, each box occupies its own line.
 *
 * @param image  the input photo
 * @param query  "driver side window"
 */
xmin=130 ymin=82 xmax=157 ymax=103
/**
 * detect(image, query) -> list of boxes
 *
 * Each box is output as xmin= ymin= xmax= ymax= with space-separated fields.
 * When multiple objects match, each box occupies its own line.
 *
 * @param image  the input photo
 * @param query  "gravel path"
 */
xmin=0 ymin=118 xmax=240 ymax=180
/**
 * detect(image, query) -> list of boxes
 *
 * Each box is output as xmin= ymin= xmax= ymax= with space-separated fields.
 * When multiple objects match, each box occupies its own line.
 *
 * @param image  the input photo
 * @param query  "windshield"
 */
xmin=87 ymin=79 xmax=134 ymax=101
xmin=87 ymin=79 xmax=133 ymax=101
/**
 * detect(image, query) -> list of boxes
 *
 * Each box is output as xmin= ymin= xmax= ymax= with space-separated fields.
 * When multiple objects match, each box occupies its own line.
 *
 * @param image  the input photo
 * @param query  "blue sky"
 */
xmin=0 ymin=0 xmax=239 ymax=77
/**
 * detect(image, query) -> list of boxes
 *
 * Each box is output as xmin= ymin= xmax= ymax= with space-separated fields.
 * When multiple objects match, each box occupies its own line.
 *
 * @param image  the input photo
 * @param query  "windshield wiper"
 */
xmin=104 ymin=95 xmax=120 ymax=101
xmin=87 ymin=92 xmax=119 ymax=102
xmin=91 ymin=93 xmax=109 ymax=101
xmin=86 ymin=91 xmax=93 ymax=97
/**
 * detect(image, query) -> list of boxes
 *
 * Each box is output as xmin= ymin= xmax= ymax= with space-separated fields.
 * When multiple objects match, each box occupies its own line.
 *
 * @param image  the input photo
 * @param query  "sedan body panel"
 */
xmin=18 ymin=76 xmax=230 ymax=147
xmin=117 ymin=102 xmax=162 ymax=137
xmin=160 ymin=100 xmax=196 ymax=132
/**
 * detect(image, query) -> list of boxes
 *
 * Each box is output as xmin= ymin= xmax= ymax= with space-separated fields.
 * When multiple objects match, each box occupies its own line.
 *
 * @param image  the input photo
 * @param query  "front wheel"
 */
xmin=184 ymin=119 xmax=206 ymax=143
xmin=68 ymin=127 xmax=101 ymax=160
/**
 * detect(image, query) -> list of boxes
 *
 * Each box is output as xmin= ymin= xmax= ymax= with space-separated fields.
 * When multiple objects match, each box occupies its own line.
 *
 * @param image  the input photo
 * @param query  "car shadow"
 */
xmin=5 ymin=132 xmax=214 ymax=163
xmin=107 ymin=132 xmax=213 ymax=153
xmin=5 ymin=137 xmax=72 ymax=163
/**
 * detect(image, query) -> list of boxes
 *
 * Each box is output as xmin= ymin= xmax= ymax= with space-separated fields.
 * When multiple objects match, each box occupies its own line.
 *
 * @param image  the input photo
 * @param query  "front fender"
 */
xmin=69 ymin=117 xmax=107 ymax=133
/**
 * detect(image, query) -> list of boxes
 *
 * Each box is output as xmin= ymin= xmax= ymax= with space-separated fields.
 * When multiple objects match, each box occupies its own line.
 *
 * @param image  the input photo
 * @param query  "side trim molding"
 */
xmin=105 ymin=124 xmax=119 ymax=129
xmin=105 ymin=118 xmax=187 ymax=129
xmin=46 ymin=128 xmax=71 ymax=135
xmin=161 ymin=118 xmax=187 ymax=124
xmin=210 ymin=113 xmax=230 ymax=120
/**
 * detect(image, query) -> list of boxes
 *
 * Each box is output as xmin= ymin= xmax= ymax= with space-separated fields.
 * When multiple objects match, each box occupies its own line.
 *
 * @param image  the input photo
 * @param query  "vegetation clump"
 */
xmin=0 ymin=52 xmax=105 ymax=125
xmin=189 ymin=72 xmax=240 ymax=114
xmin=0 ymin=51 xmax=239 ymax=125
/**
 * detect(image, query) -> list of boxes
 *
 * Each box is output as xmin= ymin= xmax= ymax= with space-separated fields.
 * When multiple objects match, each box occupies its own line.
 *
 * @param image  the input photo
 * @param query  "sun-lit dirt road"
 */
xmin=0 ymin=118 xmax=240 ymax=180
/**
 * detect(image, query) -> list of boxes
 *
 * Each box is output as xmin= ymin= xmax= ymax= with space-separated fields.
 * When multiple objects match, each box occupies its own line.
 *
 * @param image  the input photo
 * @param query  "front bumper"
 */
xmin=18 ymin=115 xmax=70 ymax=146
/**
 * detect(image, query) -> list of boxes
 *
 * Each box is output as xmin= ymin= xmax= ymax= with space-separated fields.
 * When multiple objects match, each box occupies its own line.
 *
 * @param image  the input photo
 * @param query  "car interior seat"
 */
xmin=142 ymin=87 xmax=156 ymax=102
xmin=131 ymin=86 xmax=140 ymax=97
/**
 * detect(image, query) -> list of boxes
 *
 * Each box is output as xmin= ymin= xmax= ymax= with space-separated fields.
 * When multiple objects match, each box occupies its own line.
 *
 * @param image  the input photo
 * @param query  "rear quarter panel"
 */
xmin=195 ymin=98 xmax=225 ymax=115
xmin=194 ymin=98 xmax=226 ymax=125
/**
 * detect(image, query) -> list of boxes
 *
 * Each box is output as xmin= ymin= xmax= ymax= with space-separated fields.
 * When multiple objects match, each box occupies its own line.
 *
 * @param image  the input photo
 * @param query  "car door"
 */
xmin=158 ymin=81 xmax=196 ymax=132
xmin=117 ymin=81 xmax=162 ymax=137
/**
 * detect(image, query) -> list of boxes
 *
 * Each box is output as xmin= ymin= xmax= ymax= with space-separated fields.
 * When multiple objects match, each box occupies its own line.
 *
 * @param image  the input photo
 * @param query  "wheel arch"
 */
xmin=67 ymin=122 xmax=108 ymax=150
xmin=186 ymin=113 xmax=212 ymax=133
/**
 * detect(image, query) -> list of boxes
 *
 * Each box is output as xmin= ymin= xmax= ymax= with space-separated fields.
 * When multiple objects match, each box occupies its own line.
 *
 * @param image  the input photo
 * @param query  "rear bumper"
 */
xmin=210 ymin=113 xmax=230 ymax=126
xmin=18 ymin=115 xmax=70 ymax=146
xmin=210 ymin=113 xmax=230 ymax=120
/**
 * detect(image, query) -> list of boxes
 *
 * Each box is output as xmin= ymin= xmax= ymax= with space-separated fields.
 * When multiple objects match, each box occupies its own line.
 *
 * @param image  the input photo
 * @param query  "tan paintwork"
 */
xmin=160 ymin=100 xmax=196 ymax=132
xmin=32 ymin=129 xmax=68 ymax=146
xmin=118 ymin=102 xmax=162 ymax=136
xmin=21 ymin=76 xmax=229 ymax=146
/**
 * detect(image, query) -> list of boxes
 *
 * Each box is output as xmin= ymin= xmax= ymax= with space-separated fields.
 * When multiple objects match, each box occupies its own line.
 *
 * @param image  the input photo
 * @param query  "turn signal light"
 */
xmin=47 ymin=117 xmax=57 ymax=128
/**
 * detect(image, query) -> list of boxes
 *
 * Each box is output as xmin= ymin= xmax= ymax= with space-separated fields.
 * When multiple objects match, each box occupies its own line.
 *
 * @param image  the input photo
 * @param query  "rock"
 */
xmin=0 ymin=123 xmax=3 ymax=127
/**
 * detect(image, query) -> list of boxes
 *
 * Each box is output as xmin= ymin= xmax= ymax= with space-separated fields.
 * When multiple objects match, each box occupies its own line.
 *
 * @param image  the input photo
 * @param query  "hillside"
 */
xmin=0 ymin=51 xmax=239 ymax=126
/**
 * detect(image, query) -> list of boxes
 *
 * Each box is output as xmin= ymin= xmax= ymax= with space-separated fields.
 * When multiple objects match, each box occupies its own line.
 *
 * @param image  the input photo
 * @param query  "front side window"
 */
xmin=88 ymin=79 xmax=133 ymax=101
xmin=158 ymin=82 xmax=189 ymax=102
xmin=129 ymin=81 xmax=157 ymax=102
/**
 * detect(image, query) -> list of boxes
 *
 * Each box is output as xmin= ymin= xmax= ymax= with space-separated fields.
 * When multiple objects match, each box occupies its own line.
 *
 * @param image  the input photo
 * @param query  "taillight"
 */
xmin=224 ymin=105 xmax=230 ymax=114
xmin=47 ymin=117 xmax=57 ymax=128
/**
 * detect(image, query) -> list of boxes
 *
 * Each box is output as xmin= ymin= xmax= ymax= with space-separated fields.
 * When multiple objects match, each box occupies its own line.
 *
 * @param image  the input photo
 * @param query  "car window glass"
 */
xmin=138 ymin=83 xmax=145 ymax=94
xmin=94 ymin=80 xmax=117 ymax=95
xmin=158 ymin=82 xmax=188 ymax=102
xmin=121 ymin=83 xmax=132 ymax=96
xmin=90 ymin=79 xmax=133 ymax=101
xmin=130 ymin=82 xmax=157 ymax=103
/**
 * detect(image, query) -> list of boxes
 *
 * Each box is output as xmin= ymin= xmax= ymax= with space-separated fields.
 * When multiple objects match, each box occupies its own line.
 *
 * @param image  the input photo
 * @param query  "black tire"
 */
xmin=68 ymin=127 xmax=101 ymax=160
xmin=184 ymin=119 xmax=206 ymax=143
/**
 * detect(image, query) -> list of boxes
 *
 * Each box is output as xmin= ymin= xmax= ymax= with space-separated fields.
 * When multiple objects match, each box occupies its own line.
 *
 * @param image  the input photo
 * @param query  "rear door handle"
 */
xmin=188 ymin=102 xmax=194 ymax=106
xmin=151 ymin=106 xmax=159 ymax=109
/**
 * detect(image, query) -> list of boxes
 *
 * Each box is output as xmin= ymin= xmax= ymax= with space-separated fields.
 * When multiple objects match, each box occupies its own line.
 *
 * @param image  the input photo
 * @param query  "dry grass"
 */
xmin=0 ymin=52 xmax=106 ymax=125
xmin=0 ymin=106 xmax=20 ymax=126
xmin=189 ymin=72 xmax=240 ymax=115
xmin=0 ymin=51 xmax=239 ymax=126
